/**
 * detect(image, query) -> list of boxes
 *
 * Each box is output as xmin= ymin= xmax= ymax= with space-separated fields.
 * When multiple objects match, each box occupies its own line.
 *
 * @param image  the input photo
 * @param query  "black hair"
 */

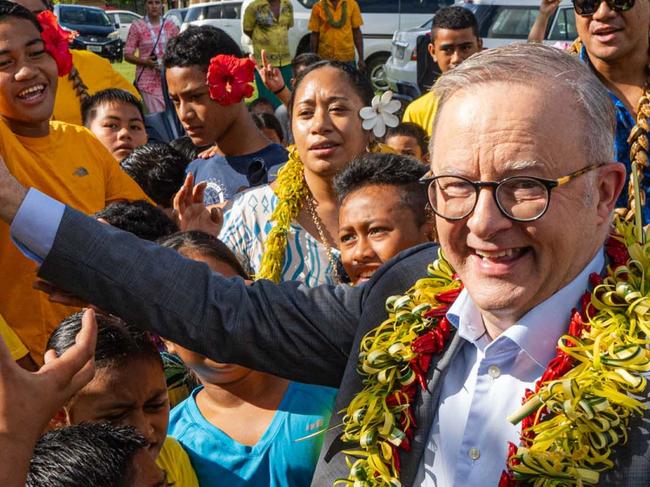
xmin=169 ymin=135 xmax=207 ymax=162
xmin=248 ymin=97 xmax=274 ymax=113
xmin=431 ymin=6 xmax=479 ymax=38
xmin=120 ymin=144 xmax=189 ymax=208
xmin=158 ymin=231 xmax=249 ymax=279
xmin=26 ymin=423 xmax=148 ymax=487
xmin=81 ymin=89 xmax=145 ymax=127
xmin=47 ymin=312 xmax=162 ymax=370
xmin=252 ymin=112 xmax=284 ymax=144
xmin=289 ymin=60 xmax=374 ymax=117
xmin=94 ymin=200 xmax=178 ymax=241
xmin=163 ymin=25 xmax=242 ymax=70
xmin=385 ymin=122 xmax=429 ymax=158
xmin=291 ymin=52 xmax=321 ymax=76
xmin=0 ymin=1 xmax=41 ymax=31
xmin=333 ymin=152 xmax=429 ymax=227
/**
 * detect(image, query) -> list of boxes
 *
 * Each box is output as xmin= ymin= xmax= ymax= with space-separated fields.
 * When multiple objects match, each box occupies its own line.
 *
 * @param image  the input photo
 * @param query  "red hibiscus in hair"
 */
xmin=37 ymin=11 xmax=74 ymax=77
xmin=207 ymin=55 xmax=255 ymax=106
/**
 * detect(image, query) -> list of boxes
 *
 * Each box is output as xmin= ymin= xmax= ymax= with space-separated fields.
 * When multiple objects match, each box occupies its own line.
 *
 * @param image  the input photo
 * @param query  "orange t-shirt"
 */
xmin=0 ymin=120 xmax=147 ymax=362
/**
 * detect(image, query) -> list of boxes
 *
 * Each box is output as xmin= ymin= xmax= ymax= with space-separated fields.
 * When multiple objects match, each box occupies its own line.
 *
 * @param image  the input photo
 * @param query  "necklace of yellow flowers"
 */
xmin=334 ymin=129 xmax=650 ymax=486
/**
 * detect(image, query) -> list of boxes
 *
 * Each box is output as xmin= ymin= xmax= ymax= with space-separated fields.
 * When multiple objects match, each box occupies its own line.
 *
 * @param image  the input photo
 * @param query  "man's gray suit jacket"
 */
xmin=38 ymin=207 xmax=650 ymax=486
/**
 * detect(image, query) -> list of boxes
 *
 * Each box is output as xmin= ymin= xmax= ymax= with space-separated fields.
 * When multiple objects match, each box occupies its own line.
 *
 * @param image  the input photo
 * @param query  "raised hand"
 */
xmin=173 ymin=173 xmax=224 ymax=236
xmin=539 ymin=0 xmax=560 ymax=15
xmin=252 ymin=49 xmax=285 ymax=94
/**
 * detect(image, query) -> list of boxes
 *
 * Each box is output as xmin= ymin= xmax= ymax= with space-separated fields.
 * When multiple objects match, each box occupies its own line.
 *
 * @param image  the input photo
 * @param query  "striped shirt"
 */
xmin=220 ymin=185 xmax=339 ymax=286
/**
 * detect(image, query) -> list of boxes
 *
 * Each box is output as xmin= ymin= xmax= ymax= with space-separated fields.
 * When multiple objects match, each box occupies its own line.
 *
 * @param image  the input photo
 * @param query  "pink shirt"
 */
xmin=125 ymin=17 xmax=179 ymax=95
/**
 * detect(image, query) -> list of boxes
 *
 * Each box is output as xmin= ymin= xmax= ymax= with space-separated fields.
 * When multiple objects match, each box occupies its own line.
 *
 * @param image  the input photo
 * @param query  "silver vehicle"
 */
xmin=182 ymin=0 xmax=244 ymax=49
xmin=385 ymin=0 xmax=577 ymax=95
xmin=241 ymin=0 xmax=453 ymax=92
xmin=105 ymin=10 xmax=142 ymax=43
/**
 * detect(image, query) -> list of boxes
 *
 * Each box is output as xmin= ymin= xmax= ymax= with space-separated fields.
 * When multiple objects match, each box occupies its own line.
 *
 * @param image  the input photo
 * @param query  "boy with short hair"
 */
xmin=334 ymin=152 xmax=434 ymax=285
xmin=95 ymin=200 xmax=179 ymax=242
xmin=402 ymin=6 xmax=482 ymax=136
xmin=163 ymin=26 xmax=288 ymax=206
xmin=81 ymin=89 xmax=148 ymax=162
xmin=384 ymin=122 xmax=429 ymax=163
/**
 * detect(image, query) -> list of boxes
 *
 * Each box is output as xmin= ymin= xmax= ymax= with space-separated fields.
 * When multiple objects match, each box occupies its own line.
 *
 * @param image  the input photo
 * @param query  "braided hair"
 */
xmin=570 ymin=35 xmax=650 ymax=221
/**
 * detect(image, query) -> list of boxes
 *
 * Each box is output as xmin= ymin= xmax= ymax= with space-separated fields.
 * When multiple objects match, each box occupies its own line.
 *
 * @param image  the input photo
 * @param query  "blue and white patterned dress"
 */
xmin=220 ymin=185 xmax=339 ymax=286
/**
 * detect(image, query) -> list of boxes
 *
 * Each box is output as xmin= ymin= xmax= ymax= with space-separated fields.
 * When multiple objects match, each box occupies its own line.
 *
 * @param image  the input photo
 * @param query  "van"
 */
xmin=182 ymin=0 xmax=245 ymax=50
xmin=241 ymin=0 xmax=455 ymax=91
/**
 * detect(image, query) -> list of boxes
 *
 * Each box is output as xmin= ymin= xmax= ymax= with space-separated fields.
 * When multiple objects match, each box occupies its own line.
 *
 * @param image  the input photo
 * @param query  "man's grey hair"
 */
xmin=430 ymin=43 xmax=616 ymax=164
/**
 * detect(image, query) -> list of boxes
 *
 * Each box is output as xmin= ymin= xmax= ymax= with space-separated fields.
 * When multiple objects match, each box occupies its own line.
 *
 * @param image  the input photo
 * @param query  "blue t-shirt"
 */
xmin=186 ymin=143 xmax=287 ymax=205
xmin=168 ymin=382 xmax=337 ymax=487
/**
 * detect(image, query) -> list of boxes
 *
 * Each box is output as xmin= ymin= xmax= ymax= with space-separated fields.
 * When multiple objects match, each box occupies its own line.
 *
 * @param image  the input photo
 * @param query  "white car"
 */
xmin=105 ymin=9 xmax=142 ymax=43
xmin=240 ymin=0 xmax=453 ymax=92
xmin=385 ymin=0 xmax=577 ymax=96
xmin=182 ymin=0 xmax=245 ymax=53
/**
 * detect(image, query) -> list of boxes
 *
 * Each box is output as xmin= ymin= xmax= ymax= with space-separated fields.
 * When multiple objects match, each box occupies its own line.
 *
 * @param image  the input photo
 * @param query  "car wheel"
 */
xmin=365 ymin=52 xmax=390 ymax=93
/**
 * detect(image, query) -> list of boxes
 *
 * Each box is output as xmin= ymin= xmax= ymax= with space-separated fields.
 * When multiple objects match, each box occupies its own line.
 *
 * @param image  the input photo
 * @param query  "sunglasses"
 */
xmin=572 ymin=0 xmax=635 ymax=15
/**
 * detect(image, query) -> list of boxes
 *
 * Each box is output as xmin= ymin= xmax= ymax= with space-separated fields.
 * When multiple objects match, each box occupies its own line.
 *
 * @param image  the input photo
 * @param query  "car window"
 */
xmin=106 ymin=12 xmax=117 ymax=23
xmin=59 ymin=7 xmax=112 ymax=27
xmin=399 ymin=0 xmax=454 ymax=14
xmin=205 ymin=5 xmax=224 ymax=19
xmin=185 ymin=6 xmax=205 ymax=22
xmin=486 ymin=6 xmax=538 ymax=38
xmin=120 ymin=13 xmax=139 ymax=24
xmin=221 ymin=3 xmax=241 ymax=18
xmin=548 ymin=7 xmax=577 ymax=41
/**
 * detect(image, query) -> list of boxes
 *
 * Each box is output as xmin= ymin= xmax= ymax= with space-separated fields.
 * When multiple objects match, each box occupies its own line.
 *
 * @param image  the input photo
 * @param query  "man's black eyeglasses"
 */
xmin=572 ymin=0 xmax=634 ymax=16
xmin=422 ymin=163 xmax=605 ymax=223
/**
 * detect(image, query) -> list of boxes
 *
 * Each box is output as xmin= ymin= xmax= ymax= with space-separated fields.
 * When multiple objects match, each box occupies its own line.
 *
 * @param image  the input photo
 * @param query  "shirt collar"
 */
xmin=447 ymin=248 xmax=605 ymax=367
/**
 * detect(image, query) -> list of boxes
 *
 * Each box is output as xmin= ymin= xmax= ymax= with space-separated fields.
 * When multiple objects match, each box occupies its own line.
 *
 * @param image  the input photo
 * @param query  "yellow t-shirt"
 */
xmin=157 ymin=436 xmax=199 ymax=487
xmin=402 ymin=90 xmax=439 ymax=137
xmin=53 ymin=50 xmax=141 ymax=126
xmin=0 ymin=120 xmax=148 ymax=362
xmin=308 ymin=0 xmax=363 ymax=62
xmin=0 ymin=314 xmax=29 ymax=361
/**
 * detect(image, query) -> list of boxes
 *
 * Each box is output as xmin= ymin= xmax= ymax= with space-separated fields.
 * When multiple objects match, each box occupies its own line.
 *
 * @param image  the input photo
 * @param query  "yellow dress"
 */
xmin=52 ymin=50 xmax=141 ymax=126
xmin=402 ymin=90 xmax=439 ymax=137
xmin=0 ymin=120 xmax=148 ymax=362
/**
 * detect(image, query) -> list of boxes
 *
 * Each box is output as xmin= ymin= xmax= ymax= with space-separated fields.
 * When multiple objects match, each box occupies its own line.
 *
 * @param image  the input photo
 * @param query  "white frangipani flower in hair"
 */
xmin=359 ymin=90 xmax=401 ymax=138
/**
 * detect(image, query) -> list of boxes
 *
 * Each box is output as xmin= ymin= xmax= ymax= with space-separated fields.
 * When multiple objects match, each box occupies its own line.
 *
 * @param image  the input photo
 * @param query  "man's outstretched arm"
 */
xmin=0 ymin=158 xmax=362 ymax=387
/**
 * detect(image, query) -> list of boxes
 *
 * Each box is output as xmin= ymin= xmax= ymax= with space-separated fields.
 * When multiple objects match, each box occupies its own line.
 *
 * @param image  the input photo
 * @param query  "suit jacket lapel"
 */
xmin=399 ymin=331 xmax=467 ymax=486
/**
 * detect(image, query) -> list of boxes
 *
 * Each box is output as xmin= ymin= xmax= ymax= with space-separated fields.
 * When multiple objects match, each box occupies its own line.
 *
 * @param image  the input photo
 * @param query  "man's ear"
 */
xmin=595 ymin=162 xmax=626 ymax=224
xmin=49 ymin=407 xmax=71 ymax=430
xmin=428 ymin=42 xmax=437 ymax=63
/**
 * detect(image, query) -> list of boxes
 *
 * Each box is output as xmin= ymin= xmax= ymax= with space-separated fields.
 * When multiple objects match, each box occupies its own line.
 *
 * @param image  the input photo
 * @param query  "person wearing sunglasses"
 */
xmin=529 ymin=0 xmax=650 ymax=224
xmin=1 ymin=44 xmax=646 ymax=487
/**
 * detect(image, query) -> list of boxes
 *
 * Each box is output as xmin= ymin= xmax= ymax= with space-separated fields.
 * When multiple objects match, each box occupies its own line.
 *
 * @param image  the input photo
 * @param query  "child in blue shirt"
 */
xmin=159 ymin=231 xmax=337 ymax=487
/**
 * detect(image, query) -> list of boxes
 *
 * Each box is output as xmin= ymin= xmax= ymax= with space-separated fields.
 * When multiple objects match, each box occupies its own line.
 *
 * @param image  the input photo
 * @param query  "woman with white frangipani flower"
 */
xmin=359 ymin=91 xmax=401 ymax=137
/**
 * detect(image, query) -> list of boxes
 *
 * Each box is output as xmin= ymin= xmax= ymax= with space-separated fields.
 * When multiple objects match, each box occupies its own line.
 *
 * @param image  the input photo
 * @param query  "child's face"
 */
xmin=64 ymin=357 xmax=170 ymax=459
xmin=88 ymin=101 xmax=147 ymax=161
xmin=0 ymin=18 xmax=57 ymax=135
xmin=167 ymin=251 xmax=252 ymax=385
xmin=166 ymin=65 xmax=240 ymax=148
xmin=385 ymin=134 xmax=424 ymax=161
xmin=339 ymin=184 xmax=432 ymax=285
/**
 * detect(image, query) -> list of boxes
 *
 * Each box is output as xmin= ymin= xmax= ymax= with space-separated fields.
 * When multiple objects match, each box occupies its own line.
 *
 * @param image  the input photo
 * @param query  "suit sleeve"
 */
xmin=38 ymin=208 xmax=363 ymax=387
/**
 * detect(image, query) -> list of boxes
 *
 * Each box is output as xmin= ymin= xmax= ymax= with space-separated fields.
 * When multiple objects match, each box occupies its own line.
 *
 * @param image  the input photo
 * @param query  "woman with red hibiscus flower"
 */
xmin=0 ymin=0 xmax=147 ymax=364
xmin=13 ymin=0 xmax=141 ymax=126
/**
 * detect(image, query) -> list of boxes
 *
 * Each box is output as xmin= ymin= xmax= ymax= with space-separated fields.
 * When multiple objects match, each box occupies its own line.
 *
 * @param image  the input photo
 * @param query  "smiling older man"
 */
xmin=1 ymin=44 xmax=647 ymax=486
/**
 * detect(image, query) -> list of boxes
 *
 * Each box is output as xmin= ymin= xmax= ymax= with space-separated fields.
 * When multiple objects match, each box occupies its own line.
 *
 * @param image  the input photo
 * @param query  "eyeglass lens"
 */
xmin=572 ymin=0 xmax=634 ymax=15
xmin=429 ymin=176 xmax=550 ymax=221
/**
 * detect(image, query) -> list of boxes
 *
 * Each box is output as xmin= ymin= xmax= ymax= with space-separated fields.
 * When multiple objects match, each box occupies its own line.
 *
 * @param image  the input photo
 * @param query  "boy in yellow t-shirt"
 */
xmin=308 ymin=0 xmax=364 ymax=69
xmin=402 ymin=6 xmax=482 ymax=136
xmin=0 ymin=5 xmax=148 ymax=363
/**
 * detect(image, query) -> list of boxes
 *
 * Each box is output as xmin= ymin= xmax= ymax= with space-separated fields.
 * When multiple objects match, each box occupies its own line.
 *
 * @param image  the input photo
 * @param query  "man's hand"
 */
xmin=357 ymin=59 xmax=366 ymax=72
xmin=252 ymin=49 xmax=286 ymax=94
xmin=0 ymin=155 xmax=28 ymax=224
xmin=539 ymin=0 xmax=560 ymax=16
xmin=0 ymin=309 xmax=96 ymax=486
xmin=173 ymin=173 xmax=224 ymax=236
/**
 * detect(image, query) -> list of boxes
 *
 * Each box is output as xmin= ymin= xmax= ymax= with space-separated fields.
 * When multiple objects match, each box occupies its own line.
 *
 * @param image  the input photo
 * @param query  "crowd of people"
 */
xmin=0 ymin=0 xmax=648 ymax=486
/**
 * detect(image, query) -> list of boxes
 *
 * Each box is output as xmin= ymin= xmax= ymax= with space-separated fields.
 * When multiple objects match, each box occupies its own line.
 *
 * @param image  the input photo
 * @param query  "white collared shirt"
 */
xmin=415 ymin=250 xmax=605 ymax=486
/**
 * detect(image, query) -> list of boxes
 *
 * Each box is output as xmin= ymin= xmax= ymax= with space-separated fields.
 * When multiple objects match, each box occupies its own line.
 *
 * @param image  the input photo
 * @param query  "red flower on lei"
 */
xmin=36 ymin=11 xmax=74 ymax=77
xmin=206 ymin=55 xmax=255 ymax=106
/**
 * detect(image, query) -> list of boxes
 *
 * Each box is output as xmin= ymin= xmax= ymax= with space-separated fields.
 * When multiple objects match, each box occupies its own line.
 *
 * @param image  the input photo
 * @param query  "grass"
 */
xmin=113 ymin=60 xmax=136 ymax=83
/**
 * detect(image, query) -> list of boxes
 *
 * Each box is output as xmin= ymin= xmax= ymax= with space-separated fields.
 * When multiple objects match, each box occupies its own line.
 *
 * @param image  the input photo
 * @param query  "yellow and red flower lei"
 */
xmin=338 ymin=219 xmax=650 ymax=487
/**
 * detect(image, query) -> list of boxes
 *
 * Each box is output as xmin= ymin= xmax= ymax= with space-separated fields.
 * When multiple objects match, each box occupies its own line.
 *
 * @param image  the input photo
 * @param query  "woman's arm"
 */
xmin=528 ymin=0 xmax=560 ymax=43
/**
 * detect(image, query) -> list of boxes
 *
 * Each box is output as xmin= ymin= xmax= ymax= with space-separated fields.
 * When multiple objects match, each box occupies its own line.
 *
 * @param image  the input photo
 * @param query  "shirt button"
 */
xmin=488 ymin=364 xmax=501 ymax=379
xmin=469 ymin=447 xmax=480 ymax=460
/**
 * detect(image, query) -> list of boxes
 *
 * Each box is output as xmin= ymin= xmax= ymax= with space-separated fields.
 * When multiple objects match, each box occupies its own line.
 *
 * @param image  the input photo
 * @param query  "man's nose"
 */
xmin=466 ymin=187 xmax=513 ymax=240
